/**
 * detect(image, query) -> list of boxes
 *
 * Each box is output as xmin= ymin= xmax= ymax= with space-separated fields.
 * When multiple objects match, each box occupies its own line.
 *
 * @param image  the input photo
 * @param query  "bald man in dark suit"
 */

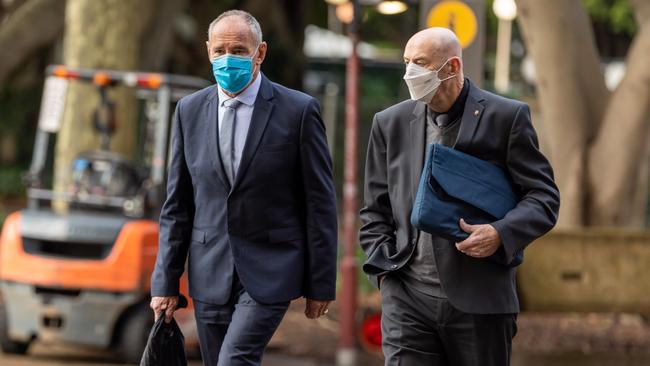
xmin=360 ymin=28 xmax=559 ymax=366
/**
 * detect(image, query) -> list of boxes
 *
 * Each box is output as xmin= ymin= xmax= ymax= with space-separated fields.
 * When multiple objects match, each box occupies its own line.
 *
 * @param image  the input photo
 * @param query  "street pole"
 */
xmin=493 ymin=0 xmax=517 ymax=93
xmin=337 ymin=0 xmax=360 ymax=365
xmin=494 ymin=16 xmax=512 ymax=93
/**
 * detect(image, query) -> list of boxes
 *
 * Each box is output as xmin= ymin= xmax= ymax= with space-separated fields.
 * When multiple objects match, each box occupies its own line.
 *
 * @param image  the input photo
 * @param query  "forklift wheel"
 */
xmin=116 ymin=303 xmax=154 ymax=364
xmin=0 ymin=302 xmax=31 ymax=355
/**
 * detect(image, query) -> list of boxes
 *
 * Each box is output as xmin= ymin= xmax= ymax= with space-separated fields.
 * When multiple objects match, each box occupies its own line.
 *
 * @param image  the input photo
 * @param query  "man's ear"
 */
xmin=450 ymin=57 xmax=462 ymax=74
xmin=206 ymin=41 xmax=211 ymax=60
xmin=256 ymin=42 xmax=268 ymax=66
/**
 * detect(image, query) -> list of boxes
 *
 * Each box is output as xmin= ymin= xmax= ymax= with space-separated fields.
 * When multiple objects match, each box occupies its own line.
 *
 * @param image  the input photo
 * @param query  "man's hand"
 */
xmin=150 ymin=296 xmax=179 ymax=323
xmin=455 ymin=218 xmax=501 ymax=258
xmin=305 ymin=299 xmax=330 ymax=319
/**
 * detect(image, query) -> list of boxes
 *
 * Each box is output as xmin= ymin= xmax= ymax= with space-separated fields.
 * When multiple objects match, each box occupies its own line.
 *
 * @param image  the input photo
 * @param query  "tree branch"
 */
xmin=630 ymin=0 xmax=650 ymax=27
xmin=516 ymin=0 xmax=610 ymax=227
xmin=140 ymin=0 xmax=188 ymax=71
xmin=587 ymin=22 xmax=650 ymax=226
xmin=0 ymin=0 xmax=65 ymax=86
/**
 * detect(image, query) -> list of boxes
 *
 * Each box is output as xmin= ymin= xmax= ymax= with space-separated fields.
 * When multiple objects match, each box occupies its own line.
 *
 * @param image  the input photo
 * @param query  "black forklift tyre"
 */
xmin=0 ymin=301 xmax=31 ymax=355
xmin=116 ymin=303 xmax=154 ymax=364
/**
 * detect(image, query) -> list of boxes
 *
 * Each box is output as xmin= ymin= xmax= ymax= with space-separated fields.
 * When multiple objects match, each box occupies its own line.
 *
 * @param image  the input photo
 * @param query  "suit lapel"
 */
xmin=410 ymin=102 xmax=427 ymax=203
xmin=454 ymin=82 xmax=485 ymax=151
xmin=205 ymin=85 xmax=231 ymax=191
xmin=231 ymin=75 xmax=275 ymax=192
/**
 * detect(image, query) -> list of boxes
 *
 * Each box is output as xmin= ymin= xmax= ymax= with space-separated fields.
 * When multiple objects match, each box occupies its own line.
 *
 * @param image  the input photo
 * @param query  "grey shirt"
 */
xmin=398 ymin=107 xmax=461 ymax=297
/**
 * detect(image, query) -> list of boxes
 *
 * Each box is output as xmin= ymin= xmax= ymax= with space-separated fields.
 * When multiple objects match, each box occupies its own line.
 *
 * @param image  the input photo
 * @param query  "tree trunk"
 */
xmin=587 ymin=1 xmax=650 ymax=226
xmin=140 ymin=0 xmax=188 ymax=71
xmin=516 ymin=0 xmax=610 ymax=227
xmin=0 ymin=0 xmax=65 ymax=86
xmin=53 ymin=0 xmax=154 ymax=209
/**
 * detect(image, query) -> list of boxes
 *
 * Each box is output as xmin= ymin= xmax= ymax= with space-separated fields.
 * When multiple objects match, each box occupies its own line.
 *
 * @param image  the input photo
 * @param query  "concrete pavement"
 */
xmin=3 ymin=342 xmax=650 ymax=366
xmin=0 ymin=343 xmax=332 ymax=366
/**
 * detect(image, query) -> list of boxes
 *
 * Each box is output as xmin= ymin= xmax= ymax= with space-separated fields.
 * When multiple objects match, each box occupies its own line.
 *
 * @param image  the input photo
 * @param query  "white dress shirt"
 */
xmin=217 ymin=73 xmax=262 ymax=175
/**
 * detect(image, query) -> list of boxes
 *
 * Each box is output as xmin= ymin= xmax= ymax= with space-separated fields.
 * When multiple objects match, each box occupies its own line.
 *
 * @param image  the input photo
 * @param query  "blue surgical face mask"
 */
xmin=212 ymin=47 xmax=258 ymax=94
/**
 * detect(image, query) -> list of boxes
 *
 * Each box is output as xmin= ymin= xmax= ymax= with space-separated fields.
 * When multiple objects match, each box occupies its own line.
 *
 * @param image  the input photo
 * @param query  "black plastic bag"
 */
xmin=140 ymin=296 xmax=188 ymax=366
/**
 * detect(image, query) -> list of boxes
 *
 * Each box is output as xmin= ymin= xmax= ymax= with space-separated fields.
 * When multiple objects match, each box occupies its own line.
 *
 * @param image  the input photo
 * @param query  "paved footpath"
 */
xmin=3 ymin=344 xmax=650 ymax=366
xmin=0 ymin=344 xmax=332 ymax=366
xmin=0 ymin=353 xmax=328 ymax=366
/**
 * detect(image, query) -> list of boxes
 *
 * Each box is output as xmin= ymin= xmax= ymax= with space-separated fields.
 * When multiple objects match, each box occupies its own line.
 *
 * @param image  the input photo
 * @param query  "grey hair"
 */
xmin=208 ymin=10 xmax=263 ymax=45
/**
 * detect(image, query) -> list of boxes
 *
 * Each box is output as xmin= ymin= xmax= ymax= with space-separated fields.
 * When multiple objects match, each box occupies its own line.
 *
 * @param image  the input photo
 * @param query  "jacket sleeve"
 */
xmin=299 ymin=98 xmax=338 ymax=301
xmin=359 ymin=114 xmax=395 ymax=286
xmin=151 ymin=100 xmax=195 ymax=297
xmin=490 ymin=104 xmax=560 ymax=264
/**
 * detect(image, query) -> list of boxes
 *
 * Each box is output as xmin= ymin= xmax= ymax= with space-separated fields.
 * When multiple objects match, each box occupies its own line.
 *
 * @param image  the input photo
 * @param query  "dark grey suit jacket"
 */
xmin=359 ymin=81 xmax=560 ymax=314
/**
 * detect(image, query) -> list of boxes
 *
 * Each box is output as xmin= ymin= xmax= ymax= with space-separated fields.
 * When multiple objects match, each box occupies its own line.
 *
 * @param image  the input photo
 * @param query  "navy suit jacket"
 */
xmin=151 ymin=75 xmax=338 ymax=305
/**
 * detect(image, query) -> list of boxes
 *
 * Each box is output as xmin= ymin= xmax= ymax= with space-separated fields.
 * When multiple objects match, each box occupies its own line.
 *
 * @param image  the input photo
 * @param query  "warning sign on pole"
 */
xmin=37 ymin=76 xmax=69 ymax=133
xmin=420 ymin=0 xmax=485 ymax=86
xmin=427 ymin=1 xmax=478 ymax=49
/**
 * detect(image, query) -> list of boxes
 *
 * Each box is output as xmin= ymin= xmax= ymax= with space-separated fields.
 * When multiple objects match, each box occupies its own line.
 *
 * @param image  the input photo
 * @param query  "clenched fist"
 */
xmin=150 ymin=296 xmax=179 ymax=323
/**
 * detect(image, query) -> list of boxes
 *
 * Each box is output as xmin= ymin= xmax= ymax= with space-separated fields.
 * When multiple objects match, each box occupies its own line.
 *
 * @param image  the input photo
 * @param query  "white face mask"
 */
xmin=403 ymin=58 xmax=456 ymax=103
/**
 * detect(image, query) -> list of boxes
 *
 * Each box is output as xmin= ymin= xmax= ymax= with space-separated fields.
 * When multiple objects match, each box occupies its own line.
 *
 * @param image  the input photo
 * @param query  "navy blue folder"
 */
xmin=411 ymin=144 xmax=523 ymax=267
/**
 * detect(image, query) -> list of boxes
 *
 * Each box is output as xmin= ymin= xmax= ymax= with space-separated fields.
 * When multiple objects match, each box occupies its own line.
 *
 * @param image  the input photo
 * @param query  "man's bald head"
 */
xmin=403 ymin=27 xmax=465 ymax=112
xmin=404 ymin=27 xmax=462 ymax=65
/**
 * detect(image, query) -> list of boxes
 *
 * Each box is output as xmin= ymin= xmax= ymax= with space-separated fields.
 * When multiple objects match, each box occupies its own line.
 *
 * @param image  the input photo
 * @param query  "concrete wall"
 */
xmin=518 ymin=228 xmax=650 ymax=314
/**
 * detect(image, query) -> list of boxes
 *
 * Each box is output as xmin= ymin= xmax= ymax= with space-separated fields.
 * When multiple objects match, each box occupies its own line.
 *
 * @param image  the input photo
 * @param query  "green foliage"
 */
xmin=0 ymin=83 xmax=40 ymax=165
xmin=0 ymin=166 xmax=25 ymax=197
xmin=357 ymin=245 xmax=377 ymax=293
xmin=361 ymin=6 xmax=419 ymax=50
xmin=488 ymin=0 xmax=636 ymax=37
xmin=583 ymin=0 xmax=637 ymax=35
xmin=0 ymin=208 xmax=6 ymax=228
xmin=335 ymin=244 xmax=381 ymax=294
xmin=0 ymin=83 xmax=40 ymax=133
xmin=486 ymin=0 xmax=498 ymax=35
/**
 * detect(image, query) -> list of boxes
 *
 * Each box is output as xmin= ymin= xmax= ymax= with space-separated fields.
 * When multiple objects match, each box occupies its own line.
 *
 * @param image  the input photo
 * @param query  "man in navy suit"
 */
xmin=150 ymin=10 xmax=337 ymax=366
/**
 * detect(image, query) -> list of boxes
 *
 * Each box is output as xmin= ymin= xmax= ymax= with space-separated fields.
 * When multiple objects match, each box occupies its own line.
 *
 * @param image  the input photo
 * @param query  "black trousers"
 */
xmin=380 ymin=274 xmax=517 ymax=366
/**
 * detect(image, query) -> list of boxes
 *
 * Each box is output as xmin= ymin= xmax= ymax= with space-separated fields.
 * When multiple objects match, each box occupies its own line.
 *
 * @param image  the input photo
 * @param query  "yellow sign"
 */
xmin=427 ymin=0 xmax=478 ymax=49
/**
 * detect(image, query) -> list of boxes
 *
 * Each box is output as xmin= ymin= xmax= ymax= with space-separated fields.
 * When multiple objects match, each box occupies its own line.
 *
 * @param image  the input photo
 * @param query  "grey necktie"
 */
xmin=435 ymin=113 xmax=450 ymax=127
xmin=219 ymin=98 xmax=242 ymax=184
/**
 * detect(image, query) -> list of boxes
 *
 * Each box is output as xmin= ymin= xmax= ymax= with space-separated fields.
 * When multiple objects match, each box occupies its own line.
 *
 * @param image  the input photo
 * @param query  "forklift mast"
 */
xmin=0 ymin=65 xmax=208 ymax=362
xmin=25 ymin=65 xmax=210 ymax=216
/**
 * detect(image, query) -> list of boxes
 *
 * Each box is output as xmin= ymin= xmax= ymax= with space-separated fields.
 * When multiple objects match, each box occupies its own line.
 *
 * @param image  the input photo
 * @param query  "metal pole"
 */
xmin=323 ymin=82 xmax=340 ymax=156
xmin=153 ymin=85 xmax=171 ymax=186
xmin=337 ymin=1 xmax=360 ymax=365
xmin=494 ymin=17 xmax=512 ymax=93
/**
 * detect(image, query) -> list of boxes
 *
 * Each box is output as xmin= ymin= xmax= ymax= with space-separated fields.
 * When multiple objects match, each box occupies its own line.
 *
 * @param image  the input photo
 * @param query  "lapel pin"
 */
xmin=474 ymin=110 xmax=480 ymax=116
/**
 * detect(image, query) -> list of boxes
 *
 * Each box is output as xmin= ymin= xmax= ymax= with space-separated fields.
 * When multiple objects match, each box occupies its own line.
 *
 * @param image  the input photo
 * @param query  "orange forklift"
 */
xmin=0 ymin=65 xmax=209 ymax=363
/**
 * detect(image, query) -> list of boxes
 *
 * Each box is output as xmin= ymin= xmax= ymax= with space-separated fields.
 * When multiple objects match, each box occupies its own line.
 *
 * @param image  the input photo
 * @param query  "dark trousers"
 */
xmin=380 ymin=275 xmax=517 ymax=366
xmin=193 ymin=275 xmax=289 ymax=366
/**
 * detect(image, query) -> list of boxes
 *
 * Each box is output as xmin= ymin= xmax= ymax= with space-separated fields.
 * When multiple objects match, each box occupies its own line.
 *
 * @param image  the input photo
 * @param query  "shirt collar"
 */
xmin=218 ymin=72 xmax=262 ymax=107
